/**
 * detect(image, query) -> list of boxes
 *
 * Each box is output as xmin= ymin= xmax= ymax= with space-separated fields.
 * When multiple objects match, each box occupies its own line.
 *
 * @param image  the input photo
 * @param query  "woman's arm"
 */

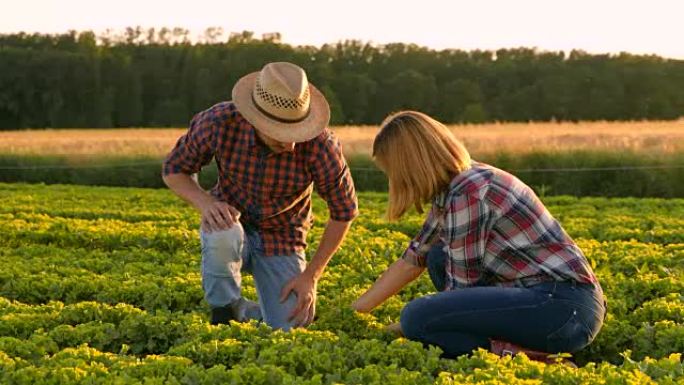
xmin=352 ymin=259 xmax=425 ymax=313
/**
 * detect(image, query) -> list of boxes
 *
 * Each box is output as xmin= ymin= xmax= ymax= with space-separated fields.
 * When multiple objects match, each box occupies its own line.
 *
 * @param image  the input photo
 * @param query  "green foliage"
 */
xmin=0 ymin=183 xmax=682 ymax=383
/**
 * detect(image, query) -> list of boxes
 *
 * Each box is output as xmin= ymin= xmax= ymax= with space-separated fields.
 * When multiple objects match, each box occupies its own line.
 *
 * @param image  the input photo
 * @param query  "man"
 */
xmin=162 ymin=62 xmax=358 ymax=330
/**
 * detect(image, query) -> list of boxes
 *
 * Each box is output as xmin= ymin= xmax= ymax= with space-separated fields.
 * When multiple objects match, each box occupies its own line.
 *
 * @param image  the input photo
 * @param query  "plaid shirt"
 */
xmin=403 ymin=162 xmax=599 ymax=291
xmin=163 ymin=101 xmax=358 ymax=256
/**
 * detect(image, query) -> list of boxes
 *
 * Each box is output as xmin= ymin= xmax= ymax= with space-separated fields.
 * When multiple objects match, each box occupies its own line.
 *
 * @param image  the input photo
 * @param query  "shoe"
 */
xmin=210 ymin=305 xmax=234 ymax=325
xmin=230 ymin=297 xmax=263 ymax=322
xmin=210 ymin=298 xmax=263 ymax=325
xmin=489 ymin=339 xmax=578 ymax=368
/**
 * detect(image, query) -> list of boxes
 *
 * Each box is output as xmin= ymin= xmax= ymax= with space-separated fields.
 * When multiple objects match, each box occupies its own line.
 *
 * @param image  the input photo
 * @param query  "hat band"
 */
xmin=251 ymin=94 xmax=311 ymax=124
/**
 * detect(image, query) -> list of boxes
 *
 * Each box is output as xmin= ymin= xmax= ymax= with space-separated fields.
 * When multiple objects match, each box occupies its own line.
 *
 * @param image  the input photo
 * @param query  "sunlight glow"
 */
xmin=2 ymin=0 xmax=683 ymax=59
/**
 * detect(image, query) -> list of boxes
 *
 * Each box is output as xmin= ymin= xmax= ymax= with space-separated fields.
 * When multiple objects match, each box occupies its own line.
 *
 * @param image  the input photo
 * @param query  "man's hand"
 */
xmin=199 ymin=199 xmax=241 ymax=233
xmin=279 ymin=219 xmax=351 ymax=328
xmin=280 ymin=272 xmax=317 ymax=327
xmin=162 ymin=173 xmax=241 ymax=233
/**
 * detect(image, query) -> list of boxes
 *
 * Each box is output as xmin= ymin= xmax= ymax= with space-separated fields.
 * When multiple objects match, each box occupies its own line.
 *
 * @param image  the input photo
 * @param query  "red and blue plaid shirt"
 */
xmin=403 ymin=162 xmax=599 ymax=291
xmin=163 ymin=101 xmax=358 ymax=256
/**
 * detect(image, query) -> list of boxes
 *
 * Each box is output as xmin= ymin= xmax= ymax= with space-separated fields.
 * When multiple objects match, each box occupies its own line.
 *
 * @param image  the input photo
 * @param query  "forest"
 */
xmin=0 ymin=28 xmax=683 ymax=129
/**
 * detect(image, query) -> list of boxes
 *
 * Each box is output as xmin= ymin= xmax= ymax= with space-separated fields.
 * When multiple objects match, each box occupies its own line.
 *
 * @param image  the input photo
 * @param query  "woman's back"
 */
xmin=432 ymin=161 xmax=600 ymax=290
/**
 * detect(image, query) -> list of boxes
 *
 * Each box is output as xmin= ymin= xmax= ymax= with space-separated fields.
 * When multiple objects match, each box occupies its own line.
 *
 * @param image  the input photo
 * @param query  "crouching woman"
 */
xmin=352 ymin=111 xmax=606 ymax=361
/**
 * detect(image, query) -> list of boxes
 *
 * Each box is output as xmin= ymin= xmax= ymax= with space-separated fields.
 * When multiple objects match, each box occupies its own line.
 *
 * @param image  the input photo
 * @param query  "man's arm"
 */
xmin=162 ymin=173 xmax=240 ymax=231
xmin=284 ymin=130 xmax=358 ymax=327
xmin=162 ymin=173 xmax=210 ymax=210
xmin=162 ymin=106 xmax=240 ymax=232
xmin=304 ymin=219 xmax=352 ymax=281
xmin=280 ymin=218 xmax=352 ymax=326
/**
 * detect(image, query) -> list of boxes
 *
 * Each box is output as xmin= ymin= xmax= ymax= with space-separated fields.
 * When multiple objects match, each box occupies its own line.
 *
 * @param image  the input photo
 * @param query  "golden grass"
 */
xmin=0 ymin=129 xmax=186 ymax=157
xmin=336 ymin=120 xmax=684 ymax=157
xmin=1 ymin=120 xmax=682 ymax=158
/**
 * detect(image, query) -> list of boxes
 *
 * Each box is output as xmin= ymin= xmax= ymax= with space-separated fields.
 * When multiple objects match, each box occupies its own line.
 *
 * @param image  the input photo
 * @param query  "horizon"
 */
xmin=2 ymin=0 xmax=683 ymax=60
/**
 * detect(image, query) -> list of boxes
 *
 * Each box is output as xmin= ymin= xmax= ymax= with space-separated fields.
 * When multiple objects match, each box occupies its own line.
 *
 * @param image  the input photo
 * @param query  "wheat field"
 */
xmin=1 ymin=120 xmax=682 ymax=158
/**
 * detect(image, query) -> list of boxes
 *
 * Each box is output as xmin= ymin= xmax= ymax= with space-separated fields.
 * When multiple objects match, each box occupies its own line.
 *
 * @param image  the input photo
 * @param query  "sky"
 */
xmin=1 ymin=0 xmax=683 ymax=59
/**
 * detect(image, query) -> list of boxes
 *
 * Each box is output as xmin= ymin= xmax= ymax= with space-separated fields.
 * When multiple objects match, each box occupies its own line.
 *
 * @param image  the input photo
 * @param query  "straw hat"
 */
xmin=232 ymin=62 xmax=330 ymax=143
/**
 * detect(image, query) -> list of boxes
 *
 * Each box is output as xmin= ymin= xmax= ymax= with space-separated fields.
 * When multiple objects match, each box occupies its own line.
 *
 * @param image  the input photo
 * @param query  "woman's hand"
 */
xmin=351 ymin=297 xmax=372 ymax=313
xmin=386 ymin=322 xmax=403 ymax=336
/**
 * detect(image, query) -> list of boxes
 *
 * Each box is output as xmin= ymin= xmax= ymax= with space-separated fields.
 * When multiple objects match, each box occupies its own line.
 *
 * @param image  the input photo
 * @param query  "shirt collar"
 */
xmin=434 ymin=161 xmax=488 ymax=210
xmin=433 ymin=162 xmax=479 ymax=209
xmin=242 ymin=114 xmax=300 ymax=155
xmin=248 ymin=124 xmax=297 ymax=157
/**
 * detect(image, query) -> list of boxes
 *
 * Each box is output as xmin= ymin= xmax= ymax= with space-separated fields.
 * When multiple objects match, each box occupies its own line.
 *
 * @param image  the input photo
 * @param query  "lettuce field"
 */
xmin=0 ymin=182 xmax=683 ymax=384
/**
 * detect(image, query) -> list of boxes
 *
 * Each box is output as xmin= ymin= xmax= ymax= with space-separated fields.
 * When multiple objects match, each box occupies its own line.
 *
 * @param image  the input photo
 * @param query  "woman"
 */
xmin=352 ymin=111 xmax=606 ymax=361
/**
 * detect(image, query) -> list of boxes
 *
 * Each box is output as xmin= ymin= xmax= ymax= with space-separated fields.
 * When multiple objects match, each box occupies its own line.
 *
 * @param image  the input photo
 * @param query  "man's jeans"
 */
xmin=401 ymin=244 xmax=606 ymax=357
xmin=200 ymin=223 xmax=306 ymax=331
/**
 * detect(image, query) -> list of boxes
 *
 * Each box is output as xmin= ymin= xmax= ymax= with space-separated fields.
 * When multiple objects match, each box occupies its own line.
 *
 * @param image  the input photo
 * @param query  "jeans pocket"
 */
xmin=546 ymin=309 xmax=592 ymax=353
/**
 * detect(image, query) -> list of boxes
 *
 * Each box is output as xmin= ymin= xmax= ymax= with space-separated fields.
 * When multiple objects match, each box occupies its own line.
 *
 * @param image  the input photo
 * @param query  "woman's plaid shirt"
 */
xmin=163 ymin=102 xmax=358 ymax=257
xmin=402 ymin=162 xmax=600 ymax=291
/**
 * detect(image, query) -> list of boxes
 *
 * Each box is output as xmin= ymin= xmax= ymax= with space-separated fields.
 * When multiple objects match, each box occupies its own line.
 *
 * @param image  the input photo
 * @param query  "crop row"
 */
xmin=1 ymin=183 xmax=683 ymax=383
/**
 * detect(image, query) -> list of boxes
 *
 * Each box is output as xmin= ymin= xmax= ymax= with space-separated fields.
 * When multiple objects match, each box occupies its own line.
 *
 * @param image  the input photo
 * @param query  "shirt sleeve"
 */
xmin=308 ymin=131 xmax=359 ymax=222
xmin=401 ymin=205 xmax=442 ymax=267
xmin=162 ymin=108 xmax=217 ymax=176
xmin=443 ymin=191 xmax=491 ymax=289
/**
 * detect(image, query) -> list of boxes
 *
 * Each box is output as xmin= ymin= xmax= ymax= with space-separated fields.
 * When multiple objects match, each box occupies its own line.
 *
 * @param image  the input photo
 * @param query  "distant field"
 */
xmin=337 ymin=121 xmax=684 ymax=157
xmin=1 ymin=120 xmax=682 ymax=158
xmin=1 ymin=121 xmax=683 ymax=197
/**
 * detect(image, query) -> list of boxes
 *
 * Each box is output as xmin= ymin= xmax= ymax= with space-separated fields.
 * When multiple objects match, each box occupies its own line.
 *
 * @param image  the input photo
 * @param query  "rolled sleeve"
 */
xmin=401 ymin=206 xmax=442 ymax=267
xmin=163 ymin=108 xmax=217 ymax=176
xmin=309 ymin=131 xmax=359 ymax=222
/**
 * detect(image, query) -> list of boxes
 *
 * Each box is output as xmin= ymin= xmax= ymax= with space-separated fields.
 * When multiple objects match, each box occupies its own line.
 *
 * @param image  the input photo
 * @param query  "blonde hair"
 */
xmin=373 ymin=111 xmax=471 ymax=220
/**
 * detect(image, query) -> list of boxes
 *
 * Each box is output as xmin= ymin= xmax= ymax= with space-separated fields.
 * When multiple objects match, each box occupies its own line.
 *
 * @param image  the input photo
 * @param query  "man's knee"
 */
xmin=201 ymin=225 xmax=245 ymax=268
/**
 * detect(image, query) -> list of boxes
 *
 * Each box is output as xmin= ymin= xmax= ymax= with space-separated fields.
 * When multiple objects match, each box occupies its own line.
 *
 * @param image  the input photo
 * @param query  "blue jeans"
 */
xmin=401 ymin=244 xmax=606 ymax=357
xmin=200 ymin=224 xmax=306 ymax=331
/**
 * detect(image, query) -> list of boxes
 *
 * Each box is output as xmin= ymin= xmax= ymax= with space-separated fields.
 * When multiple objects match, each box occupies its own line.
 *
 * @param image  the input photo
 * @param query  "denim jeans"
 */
xmin=401 ymin=244 xmax=606 ymax=357
xmin=200 ymin=223 xmax=306 ymax=331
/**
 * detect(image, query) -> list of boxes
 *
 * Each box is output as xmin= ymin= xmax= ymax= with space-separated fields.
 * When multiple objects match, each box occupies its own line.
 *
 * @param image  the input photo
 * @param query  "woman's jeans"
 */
xmin=400 ymin=244 xmax=606 ymax=358
xmin=200 ymin=223 xmax=306 ymax=331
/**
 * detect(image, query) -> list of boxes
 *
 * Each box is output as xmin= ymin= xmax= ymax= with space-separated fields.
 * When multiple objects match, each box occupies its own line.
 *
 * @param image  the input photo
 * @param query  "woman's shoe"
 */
xmin=489 ymin=339 xmax=578 ymax=368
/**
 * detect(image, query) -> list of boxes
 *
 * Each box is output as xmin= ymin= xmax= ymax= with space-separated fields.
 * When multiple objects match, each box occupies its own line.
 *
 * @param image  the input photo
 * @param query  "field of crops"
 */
xmin=1 ymin=182 xmax=683 ymax=384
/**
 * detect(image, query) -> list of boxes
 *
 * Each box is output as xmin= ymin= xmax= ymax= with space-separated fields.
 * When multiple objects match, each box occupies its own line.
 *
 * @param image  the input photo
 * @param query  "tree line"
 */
xmin=1 ymin=28 xmax=683 ymax=129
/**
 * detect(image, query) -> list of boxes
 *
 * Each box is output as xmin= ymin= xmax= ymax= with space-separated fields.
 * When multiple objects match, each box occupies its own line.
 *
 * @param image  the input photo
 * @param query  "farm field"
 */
xmin=1 ymin=121 xmax=682 ymax=158
xmin=1 ymin=121 xmax=683 ymax=197
xmin=0 ymin=182 xmax=682 ymax=384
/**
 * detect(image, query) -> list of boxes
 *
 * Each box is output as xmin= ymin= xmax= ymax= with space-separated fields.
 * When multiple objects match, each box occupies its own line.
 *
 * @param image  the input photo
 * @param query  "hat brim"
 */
xmin=232 ymin=72 xmax=331 ymax=143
